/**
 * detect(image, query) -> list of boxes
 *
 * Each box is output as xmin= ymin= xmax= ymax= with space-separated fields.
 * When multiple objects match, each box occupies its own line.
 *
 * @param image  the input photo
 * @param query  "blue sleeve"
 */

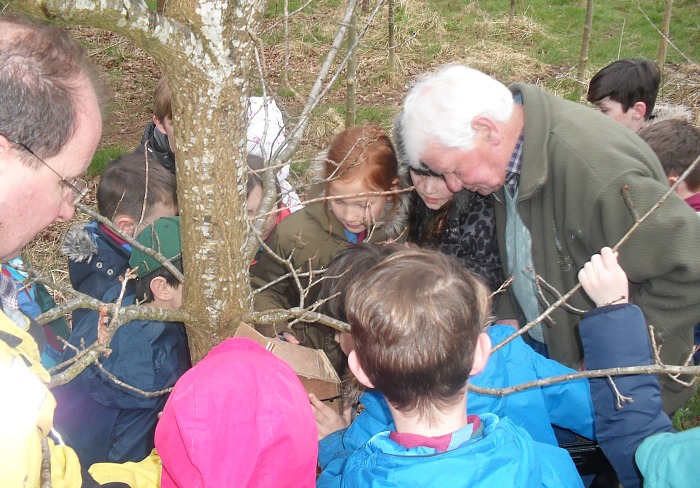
xmin=317 ymin=391 xmax=393 ymax=486
xmin=489 ymin=325 xmax=595 ymax=441
xmin=580 ymin=304 xmax=674 ymax=488
xmin=635 ymin=429 xmax=700 ymax=487
xmin=83 ymin=320 xmax=190 ymax=410
xmin=317 ymin=429 xmax=350 ymax=488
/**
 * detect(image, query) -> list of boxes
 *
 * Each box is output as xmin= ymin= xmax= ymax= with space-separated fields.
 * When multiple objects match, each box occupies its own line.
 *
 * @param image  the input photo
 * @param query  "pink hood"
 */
xmin=156 ymin=337 xmax=318 ymax=487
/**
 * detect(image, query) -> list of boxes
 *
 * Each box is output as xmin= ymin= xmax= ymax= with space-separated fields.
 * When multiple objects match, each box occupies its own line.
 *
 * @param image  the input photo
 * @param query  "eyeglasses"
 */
xmin=5 ymin=136 xmax=89 ymax=206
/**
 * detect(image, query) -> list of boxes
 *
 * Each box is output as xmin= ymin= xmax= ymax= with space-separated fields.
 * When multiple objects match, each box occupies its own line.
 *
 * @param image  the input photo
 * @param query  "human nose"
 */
xmin=342 ymin=205 xmax=362 ymax=224
xmin=421 ymin=177 xmax=441 ymax=194
xmin=444 ymin=174 xmax=463 ymax=193
xmin=56 ymin=198 xmax=76 ymax=222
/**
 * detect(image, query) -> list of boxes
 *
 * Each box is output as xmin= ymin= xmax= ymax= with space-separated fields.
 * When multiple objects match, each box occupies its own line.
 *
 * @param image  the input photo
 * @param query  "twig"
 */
xmin=492 ymin=154 xmax=700 ymax=353
xmin=468 ymin=363 xmax=700 ymax=397
xmin=635 ymin=1 xmax=692 ymax=63
xmin=242 ymin=306 xmax=351 ymax=333
xmin=94 ymin=359 xmax=174 ymax=397
xmin=607 ymin=375 xmax=634 ymax=409
xmin=537 ymin=274 xmax=587 ymax=315
xmin=76 ymin=204 xmax=184 ymax=282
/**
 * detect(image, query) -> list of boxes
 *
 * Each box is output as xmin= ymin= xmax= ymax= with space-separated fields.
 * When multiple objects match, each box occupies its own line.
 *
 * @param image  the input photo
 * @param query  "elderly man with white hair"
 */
xmin=397 ymin=64 xmax=700 ymax=414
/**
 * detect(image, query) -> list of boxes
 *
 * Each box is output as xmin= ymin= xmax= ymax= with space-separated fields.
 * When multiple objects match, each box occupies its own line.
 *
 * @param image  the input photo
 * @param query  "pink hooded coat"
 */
xmin=155 ymin=337 xmax=318 ymax=487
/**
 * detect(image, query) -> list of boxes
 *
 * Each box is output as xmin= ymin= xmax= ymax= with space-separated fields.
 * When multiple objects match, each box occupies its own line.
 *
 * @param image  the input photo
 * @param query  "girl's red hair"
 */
xmin=325 ymin=125 xmax=398 ymax=193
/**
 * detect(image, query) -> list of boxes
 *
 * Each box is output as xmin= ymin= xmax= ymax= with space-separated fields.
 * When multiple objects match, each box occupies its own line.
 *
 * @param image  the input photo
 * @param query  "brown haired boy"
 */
xmin=136 ymin=75 xmax=176 ymax=173
xmin=53 ymin=217 xmax=190 ymax=469
xmin=639 ymin=119 xmax=700 ymax=215
xmin=61 ymin=152 xmax=177 ymax=324
xmin=338 ymin=249 xmax=582 ymax=486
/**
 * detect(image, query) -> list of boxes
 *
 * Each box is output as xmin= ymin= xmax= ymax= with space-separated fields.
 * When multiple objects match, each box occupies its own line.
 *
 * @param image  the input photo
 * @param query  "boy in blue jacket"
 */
xmin=52 ymin=217 xmax=190 ymax=469
xmin=578 ymin=247 xmax=697 ymax=487
xmin=319 ymin=248 xmax=582 ymax=487
xmin=61 ymin=152 xmax=177 ymax=325
xmin=312 ymin=245 xmax=593 ymax=487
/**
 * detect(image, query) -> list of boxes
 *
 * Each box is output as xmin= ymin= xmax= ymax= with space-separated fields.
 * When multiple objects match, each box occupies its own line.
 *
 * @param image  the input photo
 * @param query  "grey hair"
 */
xmin=398 ymin=64 xmax=514 ymax=169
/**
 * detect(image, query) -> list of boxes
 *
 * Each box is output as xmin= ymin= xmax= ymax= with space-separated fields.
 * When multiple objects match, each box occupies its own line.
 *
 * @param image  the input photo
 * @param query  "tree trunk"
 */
xmin=388 ymin=0 xmax=396 ymax=71
xmin=508 ymin=0 xmax=516 ymax=31
xmin=346 ymin=11 xmax=358 ymax=127
xmin=19 ymin=0 xmax=263 ymax=363
xmin=576 ymin=0 xmax=595 ymax=100
xmin=657 ymin=0 xmax=673 ymax=73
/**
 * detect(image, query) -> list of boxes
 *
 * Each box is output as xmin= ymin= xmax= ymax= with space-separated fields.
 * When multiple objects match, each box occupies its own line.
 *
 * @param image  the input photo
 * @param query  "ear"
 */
xmin=471 ymin=116 xmax=501 ymax=146
xmin=114 ymin=215 xmax=137 ymax=236
xmin=631 ymin=101 xmax=647 ymax=120
xmin=469 ymin=332 xmax=492 ymax=377
xmin=667 ymin=175 xmax=679 ymax=187
xmin=348 ymin=350 xmax=375 ymax=389
xmin=149 ymin=275 xmax=174 ymax=302
xmin=390 ymin=177 xmax=400 ymax=192
xmin=153 ymin=115 xmax=167 ymax=135
xmin=0 ymin=134 xmax=11 ymax=156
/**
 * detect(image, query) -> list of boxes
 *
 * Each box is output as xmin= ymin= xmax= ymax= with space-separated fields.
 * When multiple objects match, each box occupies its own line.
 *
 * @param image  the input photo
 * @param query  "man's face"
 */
xmin=420 ymin=141 xmax=508 ymax=196
xmin=0 ymin=76 xmax=102 ymax=261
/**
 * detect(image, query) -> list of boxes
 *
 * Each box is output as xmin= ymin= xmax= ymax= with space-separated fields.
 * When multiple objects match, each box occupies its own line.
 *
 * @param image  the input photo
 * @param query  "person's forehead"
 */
xmin=420 ymin=148 xmax=463 ymax=172
xmin=594 ymin=97 xmax=621 ymax=108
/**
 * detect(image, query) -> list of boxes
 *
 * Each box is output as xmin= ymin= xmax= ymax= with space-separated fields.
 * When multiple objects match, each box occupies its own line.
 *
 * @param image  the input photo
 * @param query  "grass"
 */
xmin=674 ymin=390 xmax=700 ymax=430
xmin=87 ymin=145 xmax=130 ymax=177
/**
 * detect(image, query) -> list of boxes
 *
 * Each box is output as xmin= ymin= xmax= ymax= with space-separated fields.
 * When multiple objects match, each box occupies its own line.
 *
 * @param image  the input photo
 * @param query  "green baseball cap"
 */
xmin=129 ymin=216 xmax=182 ymax=278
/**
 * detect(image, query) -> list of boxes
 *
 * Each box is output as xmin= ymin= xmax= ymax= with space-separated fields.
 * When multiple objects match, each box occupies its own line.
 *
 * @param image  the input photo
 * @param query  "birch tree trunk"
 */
xmin=388 ymin=0 xmax=396 ymax=71
xmin=346 ymin=11 xmax=358 ymax=127
xmin=17 ymin=0 xmax=263 ymax=362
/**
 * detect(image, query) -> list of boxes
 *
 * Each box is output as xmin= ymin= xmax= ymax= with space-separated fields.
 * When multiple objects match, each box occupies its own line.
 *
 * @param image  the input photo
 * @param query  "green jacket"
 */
xmin=496 ymin=83 xmax=700 ymax=412
xmin=250 ymin=196 xmax=403 ymax=336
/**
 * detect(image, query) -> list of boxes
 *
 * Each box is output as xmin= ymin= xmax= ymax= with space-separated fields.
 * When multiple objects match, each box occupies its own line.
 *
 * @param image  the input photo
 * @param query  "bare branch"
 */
xmin=607 ymin=376 xmax=634 ymax=409
xmin=635 ymin=1 xmax=692 ymax=63
xmin=94 ymin=359 xmax=174 ymax=397
xmin=492 ymin=154 xmax=700 ymax=354
xmin=468 ymin=364 xmax=700 ymax=397
xmin=242 ymin=306 xmax=350 ymax=334
xmin=76 ymin=204 xmax=184 ymax=282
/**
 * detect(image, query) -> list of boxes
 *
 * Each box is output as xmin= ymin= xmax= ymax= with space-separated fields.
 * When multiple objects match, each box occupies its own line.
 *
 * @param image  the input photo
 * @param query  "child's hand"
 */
xmin=578 ymin=247 xmax=628 ymax=308
xmin=309 ymin=393 xmax=351 ymax=441
xmin=281 ymin=331 xmax=300 ymax=344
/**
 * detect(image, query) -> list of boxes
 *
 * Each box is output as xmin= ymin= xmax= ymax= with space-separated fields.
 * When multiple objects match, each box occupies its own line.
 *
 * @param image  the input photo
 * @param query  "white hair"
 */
xmin=399 ymin=64 xmax=514 ymax=168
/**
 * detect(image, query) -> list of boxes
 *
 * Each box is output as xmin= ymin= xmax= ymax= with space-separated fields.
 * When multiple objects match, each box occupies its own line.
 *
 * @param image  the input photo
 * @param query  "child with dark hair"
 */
xmin=250 ymin=125 xmax=404 ymax=374
xmin=135 ymin=75 xmax=176 ymax=173
xmin=393 ymin=116 xmax=504 ymax=294
xmin=61 ymin=152 xmax=178 ymax=324
xmin=322 ymin=249 xmax=582 ymax=486
xmin=587 ymin=58 xmax=660 ymax=132
xmin=313 ymin=246 xmax=595 ymax=487
xmin=53 ymin=217 xmax=190 ymax=469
